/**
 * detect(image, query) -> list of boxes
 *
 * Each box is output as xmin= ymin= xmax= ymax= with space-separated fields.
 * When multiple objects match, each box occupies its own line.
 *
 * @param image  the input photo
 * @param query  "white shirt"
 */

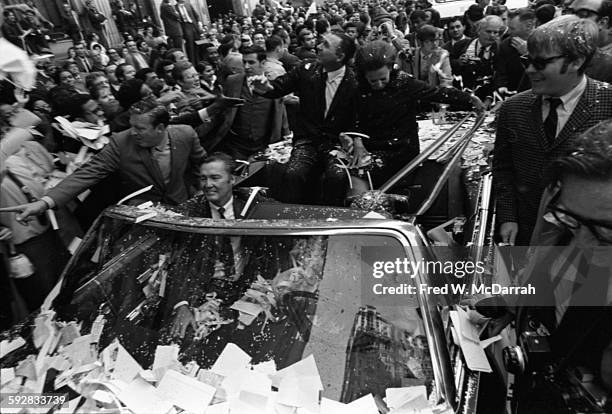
xmin=325 ymin=65 xmax=345 ymax=116
xmin=178 ymin=3 xmax=192 ymax=23
xmin=541 ymin=75 xmax=587 ymax=137
xmin=208 ymin=197 xmax=235 ymax=219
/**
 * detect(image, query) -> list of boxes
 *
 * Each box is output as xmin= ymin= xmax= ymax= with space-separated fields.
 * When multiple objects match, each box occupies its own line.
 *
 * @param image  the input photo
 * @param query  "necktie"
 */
xmin=179 ymin=4 xmax=192 ymax=23
xmin=217 ymin=207 xmax=225 ymax=218
xmin=544 ymin=97 xmax=563 ymax=145
xmin=82 ymin=57 xmax=90 ymax=72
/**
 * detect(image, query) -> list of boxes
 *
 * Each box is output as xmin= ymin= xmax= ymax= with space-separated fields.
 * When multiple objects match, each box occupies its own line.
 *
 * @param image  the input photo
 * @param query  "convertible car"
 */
xmin=0 ymin=202 xmax=491 ymax=413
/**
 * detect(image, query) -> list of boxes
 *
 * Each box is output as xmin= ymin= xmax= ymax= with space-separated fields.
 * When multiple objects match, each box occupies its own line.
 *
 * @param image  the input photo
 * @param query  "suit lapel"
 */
xmin=138 ymin=143 xmax=166 ymax=192
xmin=208 ymin=74 xmax=244 ymax=151
xmin=552 ymin=78 xmax=595 ymax=150
xmin=316 ymin=67 xmax=327 ymax=121
xmin=233 ymin=197 xmax=246 ymax=219
xmin=528 ymin=94 xmax=549 ymax=150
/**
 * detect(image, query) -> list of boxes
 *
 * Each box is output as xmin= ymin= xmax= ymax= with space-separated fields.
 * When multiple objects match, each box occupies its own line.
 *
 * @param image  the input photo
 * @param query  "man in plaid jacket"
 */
xmin=493 ymin=15 xmax=612 ymax=245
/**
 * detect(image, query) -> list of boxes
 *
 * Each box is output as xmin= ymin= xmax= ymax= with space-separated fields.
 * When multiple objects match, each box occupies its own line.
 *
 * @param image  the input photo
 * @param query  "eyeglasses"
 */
xmin=545 ymin=193 xmax=612 ymax=243
xmin=520 ymin=54 xmax=566 ymax=71
xmin=573 ymin=8 xmax=599 ymax=19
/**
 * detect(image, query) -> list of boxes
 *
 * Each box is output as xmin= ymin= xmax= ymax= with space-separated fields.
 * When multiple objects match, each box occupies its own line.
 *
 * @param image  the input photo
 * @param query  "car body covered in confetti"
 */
xmin=0 ymin=202 xmax=490 ymax=413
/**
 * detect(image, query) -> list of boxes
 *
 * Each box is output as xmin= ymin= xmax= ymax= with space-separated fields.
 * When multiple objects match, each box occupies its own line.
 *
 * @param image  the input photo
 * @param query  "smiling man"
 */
xmin=493 ymin=15 xmax=612 ymax=246
xmin=251 ymin=33 xmax=358 ymax=205
xmin=168 ymin=152 xmax=268 ymax=338
xmin=12 ymin=100 xmax=206 ymax=222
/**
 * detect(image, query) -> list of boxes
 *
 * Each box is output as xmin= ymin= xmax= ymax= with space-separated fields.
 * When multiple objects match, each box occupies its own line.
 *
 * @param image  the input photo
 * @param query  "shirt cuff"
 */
xmin=198 ymin=108 xmax=211 ymax=122
xmin=41 ymin=196 xmax=56 ymax=209
xmin=173 ymin=300 xmax=189 ymax=310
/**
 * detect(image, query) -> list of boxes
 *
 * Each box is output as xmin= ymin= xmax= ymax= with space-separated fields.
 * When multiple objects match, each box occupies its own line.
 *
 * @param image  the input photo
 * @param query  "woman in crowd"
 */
xmin=345 ymin=40 xmax=482 ymax=193
xmin=408 ymin=25 xmax=452 ymax=87
xmin=66 ymin=46 xmax=77 ymax=62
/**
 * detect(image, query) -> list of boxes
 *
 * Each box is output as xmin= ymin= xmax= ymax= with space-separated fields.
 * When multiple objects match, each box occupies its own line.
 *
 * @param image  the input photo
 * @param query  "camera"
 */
xmin=503 ymin=328 xmax=551 ymax=375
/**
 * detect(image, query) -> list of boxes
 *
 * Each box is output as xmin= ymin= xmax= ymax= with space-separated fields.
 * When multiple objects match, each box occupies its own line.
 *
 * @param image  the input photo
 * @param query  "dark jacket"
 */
xmin=164 ymin=191 xmax=267 ymax=310
xmin=86 ymin=6 xmax=106 ymax=30
xmin=356 ymin=70 xmax=472 ymax=152
xmin=1 ymin=21 xmax=24 ymax=48
xmin=264 ymin=62 xmax=359 ymax=146
xmin=492 ymin=77 xmax=612 ymax=244
xmin=494 ymin=36 xmax=530 ymax=92
xmin=450 ymin=37 xmax=498 ymax=97
xmin=204 ymin=73 xmax=283 ymax=154
xmin=160 ymin=1 xmax=183 ymax=37
xmin=46 ymin=124 xmax=206 ymax=207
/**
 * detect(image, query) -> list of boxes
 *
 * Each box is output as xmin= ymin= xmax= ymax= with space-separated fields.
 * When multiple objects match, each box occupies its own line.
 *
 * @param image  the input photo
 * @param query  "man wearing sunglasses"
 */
xmin=493 ymin=15 xmax=612 ymax=246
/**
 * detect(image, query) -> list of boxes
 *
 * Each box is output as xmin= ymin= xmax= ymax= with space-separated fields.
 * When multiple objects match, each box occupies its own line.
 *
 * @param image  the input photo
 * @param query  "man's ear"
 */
xmin=566 ymin=56 xmax=586 ymax=74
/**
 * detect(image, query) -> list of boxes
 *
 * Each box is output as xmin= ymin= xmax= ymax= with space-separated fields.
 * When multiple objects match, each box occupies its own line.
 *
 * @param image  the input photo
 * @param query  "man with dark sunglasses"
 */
xmin=493 ymin=15 xmax=612 ymax=246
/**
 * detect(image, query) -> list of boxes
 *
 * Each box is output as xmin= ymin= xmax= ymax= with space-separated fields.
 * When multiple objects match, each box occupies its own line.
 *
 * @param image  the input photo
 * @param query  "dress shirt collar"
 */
xmin=266 ymin=57 xmax=283 ymax=66
xmin=545 ymin=75 xmax=587 ymax=112
xmin=325 ymin=65 xmax=346 ymax=83
xmin=209 ymin=196 xmax=235 ymax=219
xmin=153 ymin=131 xmax=169 ymax=153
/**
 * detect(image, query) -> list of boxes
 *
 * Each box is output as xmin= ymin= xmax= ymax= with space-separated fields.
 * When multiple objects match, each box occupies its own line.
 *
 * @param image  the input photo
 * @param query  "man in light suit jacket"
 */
xmin=13 ymin=100 xmax=206 ymax=222
xmin=493 ymin=16 xmax=612 ymax=245
xmin=160 ymin=0 xmax=183 ymax=50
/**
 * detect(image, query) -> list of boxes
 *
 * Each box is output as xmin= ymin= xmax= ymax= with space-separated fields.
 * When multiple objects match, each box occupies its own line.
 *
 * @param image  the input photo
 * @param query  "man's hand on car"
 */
xmin=171 ymin=304 xmax=196 ymax=338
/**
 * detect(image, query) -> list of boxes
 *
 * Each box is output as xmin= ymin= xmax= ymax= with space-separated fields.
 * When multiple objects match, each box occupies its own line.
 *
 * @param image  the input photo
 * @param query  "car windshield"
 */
xmin=52 ymin=213 xmax=436 ymax=404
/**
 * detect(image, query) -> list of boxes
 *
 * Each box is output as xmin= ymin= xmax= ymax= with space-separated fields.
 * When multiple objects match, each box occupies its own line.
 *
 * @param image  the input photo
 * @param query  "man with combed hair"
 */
xmin=494 ymin=8 xmax=536 ymax=94
xmin=12 ymin=100 xmax=206 ymax=221
xmin=450 ymin=15 xmax=503 ymax=100
xmin=493 ymin=15 xmax=612 ymax=245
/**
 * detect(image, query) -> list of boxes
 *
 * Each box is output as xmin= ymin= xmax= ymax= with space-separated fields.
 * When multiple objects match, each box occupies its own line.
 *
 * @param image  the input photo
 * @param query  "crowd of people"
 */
xmin=1 ymin=0 xmax=612 ymax=410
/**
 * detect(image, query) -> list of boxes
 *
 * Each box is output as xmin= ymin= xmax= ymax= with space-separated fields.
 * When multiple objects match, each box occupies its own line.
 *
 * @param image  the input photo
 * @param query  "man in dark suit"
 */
xmin=175 ymin=0 xmax=201 ymax=63
xmin=160 ymin=0 xmax=183 ymax=50
xmin=493 ymin=15 xmax=612 ymax=246
xmin=450 ymin=15 xmax=503 ymax=100
xmin=85 ymin=0 xmax=108 ymax=48
xmin=124 ymin=39 xmax=150 ymax=70
xmin=73 ymin=41 xmax=94 ymax=74
xmin=203 ymin=45 xmax=284 ymax=159
xmin=252 ymin=33 xmax=358 ymax=206
xmin=13 ymin=100 xmax=206 ymax=222
xmin=442 ymin=17 xmax=469 ymax=52
xmin=168 ymin=152 xmax=268 ymax=337
xmin=494 ymin=8 xmax=535 ymax=95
